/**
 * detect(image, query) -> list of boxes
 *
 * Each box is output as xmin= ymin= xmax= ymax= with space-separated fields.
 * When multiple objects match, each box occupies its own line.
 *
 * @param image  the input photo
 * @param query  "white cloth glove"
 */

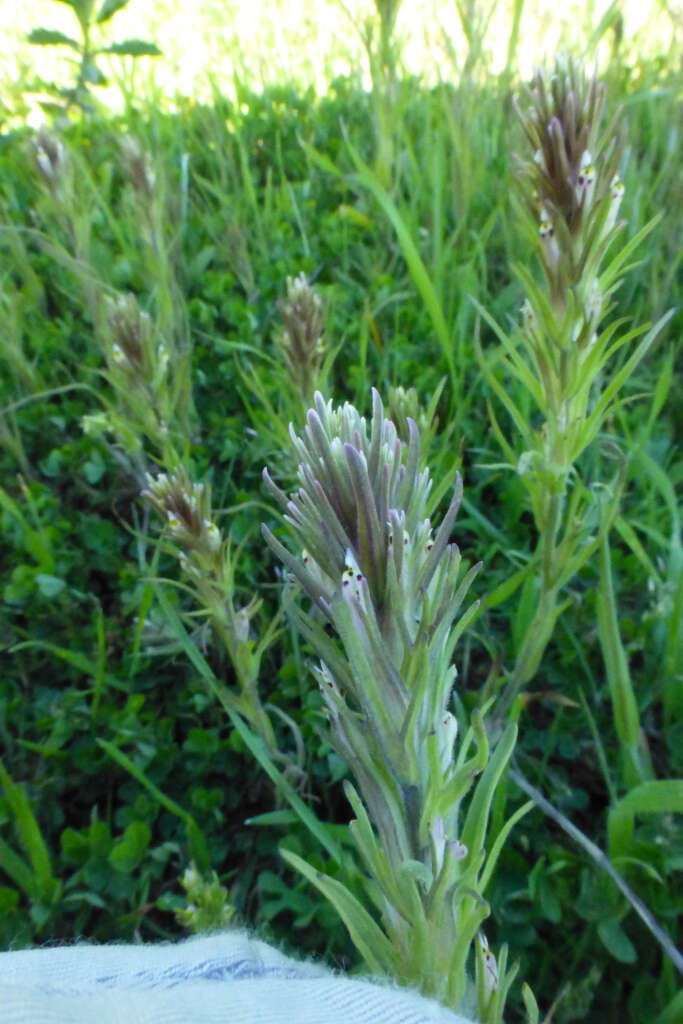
xmin=0 ymin=930 xmax=476 ymax=1024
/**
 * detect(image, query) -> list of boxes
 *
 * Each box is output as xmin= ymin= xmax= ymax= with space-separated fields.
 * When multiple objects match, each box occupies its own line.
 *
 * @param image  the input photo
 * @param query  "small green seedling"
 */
xmin=28 ymin=0 xmax=160 ymax=116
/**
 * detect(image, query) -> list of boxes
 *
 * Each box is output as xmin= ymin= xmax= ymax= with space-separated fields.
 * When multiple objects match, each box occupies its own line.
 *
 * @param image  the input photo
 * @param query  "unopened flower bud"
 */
xmin=341 ymin=548 xmax=370 ymax=611
xmin=275 ymin=272 xmax=325 ymax=399
xmin=182 ymin=864 xmax=201 ymax=890
xmin=106 ymin=293 xmax=151 ymax=375
xmin=235 ymin=609 xmax=250 ymax=644
xmin=438 ymin=712 xmax=458 ymax=774
xmin=205 ymin=521 xmax=222 ymax=552
xmin=447 ymin=838 xmax=468 ymax=860
xmin=478 ymin=932 xmax=499 ymax=1002
xmin=517 ymin=451 xmax=535 ymax=476
xmin=120 ymin=134 xmax=156 ymax=198
xmin=33 ymin=130 xmax=67 ymax=195
xmin=539 ymin=207 xmax=560 ymax=269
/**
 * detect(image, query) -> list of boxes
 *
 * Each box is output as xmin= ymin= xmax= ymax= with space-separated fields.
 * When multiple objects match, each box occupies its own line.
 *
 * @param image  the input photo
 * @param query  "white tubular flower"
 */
xmin=575 ymin=149 xmax=596 ymax=206
xmin=437 ymin=712 xmax=458 ymax=776
xmin=538 ymin=206 xmax=560 ymax=269
xmin=341 ymin=548 xmax=366 ymax=604
xmin=234 ymin=609 xmax=251 ymax=644
xmin=538 ymin=206 xmax=553 ymax=239
xmin=604 ymin=173 xmax=625 ymax=234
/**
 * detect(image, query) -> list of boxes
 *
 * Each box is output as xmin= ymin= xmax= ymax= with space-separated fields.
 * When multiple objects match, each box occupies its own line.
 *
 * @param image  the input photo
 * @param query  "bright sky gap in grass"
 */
xmin=1 ymin=0 xmax=680 ymax=124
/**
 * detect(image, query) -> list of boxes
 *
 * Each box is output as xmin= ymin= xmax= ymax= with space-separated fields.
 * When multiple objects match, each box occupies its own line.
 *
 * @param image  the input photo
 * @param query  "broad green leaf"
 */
xmin=52 ymin=0 xmax=87 ymax=12
xmin=597 ymin=918 xmax=637 ymax=963
xmin=0 ymin=487 xmax=54 ymax=569
xmin=82 ymin=452 xmax=106 ymax=484
xmin=39 ymin=100 xmax=69 ymax=117
xmin=537 ymin=875 xmax=562 ymax=923
xmin=655 ymin=990 xmax=683 ymax=1024
xmin=34 ymin=574 xmax=66 ymax=598
xmin=96 ymin=739 xmax=208 ymax=870
xmin=607 ymin=779 xmax=683 ymax=862
xmin=97 ymin=0 xmax=130 ymax=22
xmin=109 ymin=821 xmax=152 ymax=873
xmin=100 ymin=40 xmax=162 ymax=56
xmin=28 ymin=28 xmax=81 ymax=50
xmin=61 ymin=827 xmax=94 ymax=865
xmin=183 ymin=728 xmax=220 ymax=755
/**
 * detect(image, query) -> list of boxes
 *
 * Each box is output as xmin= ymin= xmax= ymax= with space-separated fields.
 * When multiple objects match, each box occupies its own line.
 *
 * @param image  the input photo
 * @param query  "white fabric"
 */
xmin=0 ymin=930 xmax=476 ymax=1023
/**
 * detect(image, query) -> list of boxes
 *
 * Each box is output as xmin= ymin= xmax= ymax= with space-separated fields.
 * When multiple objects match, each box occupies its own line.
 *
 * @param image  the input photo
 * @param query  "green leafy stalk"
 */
xmin=263 ymin=390 xmax=528 ymax=1017
xmin=487 ymin=57 xmax=672 ymax=717
xmin=27 ymin=0 xmax=160 ymax=117
xmin=141 ymin=468 xmax=288 ymax=772
xmin=336 ymin=0 xmax=405 ymax=185
xmin=238 ymin=272 xmax=336 ymax=472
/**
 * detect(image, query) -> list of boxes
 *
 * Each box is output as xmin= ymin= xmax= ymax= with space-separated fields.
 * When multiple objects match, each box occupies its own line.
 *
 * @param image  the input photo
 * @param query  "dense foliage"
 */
xmin=0 ymin=20 xmax=681 ymax=1023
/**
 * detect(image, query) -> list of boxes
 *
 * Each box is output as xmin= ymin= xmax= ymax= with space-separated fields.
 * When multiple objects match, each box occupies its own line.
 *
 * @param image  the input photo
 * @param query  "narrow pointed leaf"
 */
xmin=281 ymin=850 xmax=395 ymax=975
xmin=461 ymin=723 xmax=517 ymax=861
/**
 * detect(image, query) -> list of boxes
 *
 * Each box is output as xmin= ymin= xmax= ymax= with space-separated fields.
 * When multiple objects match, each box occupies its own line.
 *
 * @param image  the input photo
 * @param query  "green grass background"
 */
xmin=0 ymin=2 xmax=681 ymax=1021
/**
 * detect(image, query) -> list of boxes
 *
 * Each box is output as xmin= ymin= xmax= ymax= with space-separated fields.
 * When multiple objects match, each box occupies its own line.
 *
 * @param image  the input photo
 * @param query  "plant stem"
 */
xmin=497 ymin=582 xmax=560 ymax=718
xmin=498 ymin=486 xmax=565 ymax=717
xmin=511 ymin=764 xmax=683 ymax=975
